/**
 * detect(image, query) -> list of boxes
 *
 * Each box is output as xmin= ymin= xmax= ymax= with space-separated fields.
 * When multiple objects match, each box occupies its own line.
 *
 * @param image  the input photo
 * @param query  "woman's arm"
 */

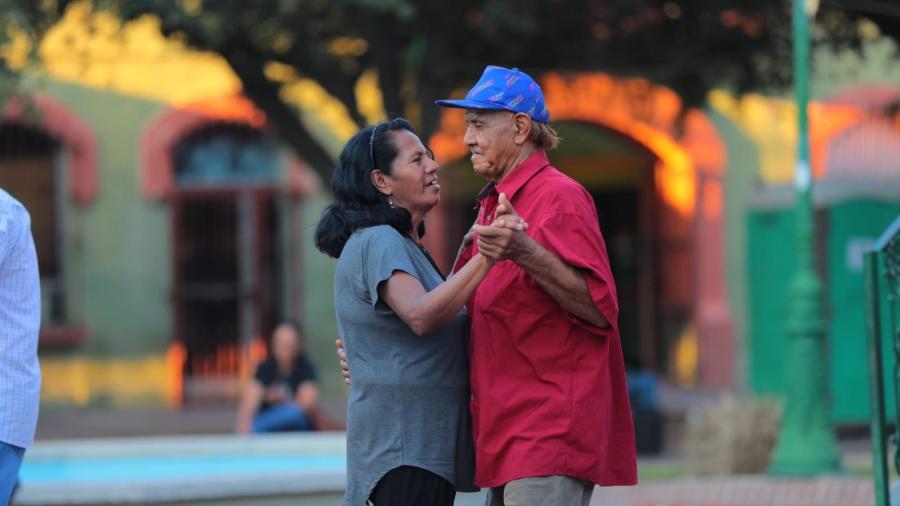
xmin=449 ymin=223 xmax=476 ymax=276
xmin=235 ymin=381 xmax=264 ymax=434
xmin=380 ymin=253 xmax=492 ymax=337
xmin=294 ymin=381 xmax=319 ymax=412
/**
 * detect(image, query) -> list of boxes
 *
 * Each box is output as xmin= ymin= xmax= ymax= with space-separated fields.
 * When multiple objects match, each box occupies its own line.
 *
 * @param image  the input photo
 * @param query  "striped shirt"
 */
xmin=0 ymin=188 xmax=41 ymax=449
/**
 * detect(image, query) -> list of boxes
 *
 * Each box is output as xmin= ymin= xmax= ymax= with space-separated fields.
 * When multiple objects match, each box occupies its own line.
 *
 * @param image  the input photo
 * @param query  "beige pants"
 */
xmin=485 ymin=476 xmax=594 ymax=506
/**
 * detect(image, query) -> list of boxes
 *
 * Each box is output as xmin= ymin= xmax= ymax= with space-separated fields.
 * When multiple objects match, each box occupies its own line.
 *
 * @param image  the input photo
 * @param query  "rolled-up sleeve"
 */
xmin=530 ymin=211 xmax=619 ymax=334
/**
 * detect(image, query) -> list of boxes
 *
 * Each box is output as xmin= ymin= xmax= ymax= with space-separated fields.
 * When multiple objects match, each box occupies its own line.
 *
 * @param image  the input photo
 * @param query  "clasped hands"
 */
xmin=337 ymin=193 xmax=530 ymax=386
xmin=468 ymin=192 xmax=532 ymax=263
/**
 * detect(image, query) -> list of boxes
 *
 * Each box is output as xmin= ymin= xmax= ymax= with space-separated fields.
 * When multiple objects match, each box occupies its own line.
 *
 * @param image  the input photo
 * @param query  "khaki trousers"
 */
xmin=484 ymin=475 xmax=594 ymax=506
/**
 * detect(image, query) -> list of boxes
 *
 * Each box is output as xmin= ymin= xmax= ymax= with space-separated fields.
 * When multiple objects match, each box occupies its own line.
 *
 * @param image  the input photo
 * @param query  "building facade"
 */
xmin=2 ymin=6 xmax=898 ymax=421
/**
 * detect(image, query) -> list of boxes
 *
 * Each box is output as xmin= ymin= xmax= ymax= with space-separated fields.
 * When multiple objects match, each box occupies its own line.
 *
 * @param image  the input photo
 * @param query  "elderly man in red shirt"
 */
xmin=435 ymin=65 xmax=637 ymax=505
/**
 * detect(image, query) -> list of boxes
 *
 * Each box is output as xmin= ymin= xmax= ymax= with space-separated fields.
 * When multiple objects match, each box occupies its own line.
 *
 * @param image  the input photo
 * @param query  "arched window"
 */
xmin=169 ymin=122 xmax=286 ymax=402
xmin=173 ymin=123 xmax=280 ymax=185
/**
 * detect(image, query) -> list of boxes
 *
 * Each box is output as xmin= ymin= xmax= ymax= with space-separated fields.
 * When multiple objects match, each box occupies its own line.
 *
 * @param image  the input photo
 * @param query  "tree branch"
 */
xmin=259 ymin=44 xmax=366 ymax=127
xmin=223 ymin=45 xmax=335 ymax=182
xmin=359 ymin=11 xmax=406 ymax=121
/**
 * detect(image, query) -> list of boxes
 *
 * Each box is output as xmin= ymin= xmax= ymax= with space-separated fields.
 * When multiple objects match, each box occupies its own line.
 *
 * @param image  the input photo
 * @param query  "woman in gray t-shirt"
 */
xmin=315 ymin=119 xmax=522 ymax=506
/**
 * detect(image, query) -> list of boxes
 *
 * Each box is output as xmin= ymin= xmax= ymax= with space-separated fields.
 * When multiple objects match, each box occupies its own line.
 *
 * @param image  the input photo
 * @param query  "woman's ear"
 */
xmin=513 ymin=113 xmax=532 ymax=145
xmin=370 ymin=169 xmax=392 ymax=196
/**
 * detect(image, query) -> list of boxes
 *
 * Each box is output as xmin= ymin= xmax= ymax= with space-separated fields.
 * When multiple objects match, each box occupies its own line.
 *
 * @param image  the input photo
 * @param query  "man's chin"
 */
xmin=472 ymin=164 xmax=494 ymax=179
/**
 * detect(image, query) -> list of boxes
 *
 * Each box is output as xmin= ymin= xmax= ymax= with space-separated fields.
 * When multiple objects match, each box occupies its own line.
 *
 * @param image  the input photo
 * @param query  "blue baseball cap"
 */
xmin=435 ymin=65 xmax=551 ymax=123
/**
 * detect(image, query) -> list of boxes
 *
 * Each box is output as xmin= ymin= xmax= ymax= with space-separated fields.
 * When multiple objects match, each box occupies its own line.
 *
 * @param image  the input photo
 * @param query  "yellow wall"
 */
xmin=708 ymin=91 xmax=797 ymax=185
xmin=40 ymin=356 xmax=173 ymax=407
xmin=708 ymin=90 xmax=862 ymax=184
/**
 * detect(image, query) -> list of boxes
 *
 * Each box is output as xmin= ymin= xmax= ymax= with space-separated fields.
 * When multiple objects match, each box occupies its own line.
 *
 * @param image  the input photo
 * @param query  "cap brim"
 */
xmin=434 ymin=98 xmax=507 ymax=111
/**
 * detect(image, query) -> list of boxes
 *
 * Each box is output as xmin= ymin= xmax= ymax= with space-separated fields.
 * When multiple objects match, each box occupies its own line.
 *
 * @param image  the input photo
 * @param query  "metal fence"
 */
xmin=865 ymin=214 xmax=900 ymax=506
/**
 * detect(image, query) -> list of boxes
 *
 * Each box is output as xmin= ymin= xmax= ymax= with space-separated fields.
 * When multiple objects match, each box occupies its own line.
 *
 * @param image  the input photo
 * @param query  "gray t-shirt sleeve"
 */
xmin=362 ymin=226 xmax=419 ymax=310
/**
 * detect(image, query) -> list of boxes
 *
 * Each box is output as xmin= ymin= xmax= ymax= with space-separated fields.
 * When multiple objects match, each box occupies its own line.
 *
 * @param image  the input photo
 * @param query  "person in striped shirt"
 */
xmin=0 ymin=187 xmax=41 ymax=505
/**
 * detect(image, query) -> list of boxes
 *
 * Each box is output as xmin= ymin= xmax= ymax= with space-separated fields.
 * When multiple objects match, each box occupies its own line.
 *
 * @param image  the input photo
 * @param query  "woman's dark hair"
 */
xmin=314 ymin=118 xmax=426 ymax=258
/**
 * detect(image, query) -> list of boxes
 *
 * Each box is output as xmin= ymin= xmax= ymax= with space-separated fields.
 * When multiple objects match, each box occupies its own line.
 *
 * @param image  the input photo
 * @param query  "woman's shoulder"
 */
xmin=350 ymin=224 xmax=407 ymax=246
xmin=356 ymin=223 xmax=399 ymax=236
xmin=339 ymin=226 xmax=409 ymax=267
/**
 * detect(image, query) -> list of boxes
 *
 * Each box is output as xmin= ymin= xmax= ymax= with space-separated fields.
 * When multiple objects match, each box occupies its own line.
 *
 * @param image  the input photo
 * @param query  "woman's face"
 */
xmin=272 ymin=325 xmax=300 ymax=366
xmin=382 ymin=129 xmax=440 ymax=218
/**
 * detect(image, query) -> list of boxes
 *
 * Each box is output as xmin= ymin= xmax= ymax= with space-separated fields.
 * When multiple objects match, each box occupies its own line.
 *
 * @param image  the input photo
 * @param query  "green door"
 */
xmin=746 ymin=207 xmax=797 ymax=395
xmin=747 ymin=199 xmax=900 ymax=423
xmin=828 ymin=200 xmax=900 ymax=423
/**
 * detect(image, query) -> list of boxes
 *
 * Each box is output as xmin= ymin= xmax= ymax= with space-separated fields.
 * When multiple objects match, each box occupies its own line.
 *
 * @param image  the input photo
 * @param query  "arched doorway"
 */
xmin=170 ymin=123 xmax=285 ymax=403
xmin=0 ymin=95 xmax=97 ymax=346
xmin=141 ymin=97 xmax=314 ymax=405
xmin=429 ymin=72 xmax=731 ymax=387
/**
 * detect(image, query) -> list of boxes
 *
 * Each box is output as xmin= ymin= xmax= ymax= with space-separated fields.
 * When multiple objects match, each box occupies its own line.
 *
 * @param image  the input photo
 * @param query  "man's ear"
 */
xmin=370 ymin=169 xmax=392 ymax=196
xmin=513 ymin=113 xmax=532 ymax=145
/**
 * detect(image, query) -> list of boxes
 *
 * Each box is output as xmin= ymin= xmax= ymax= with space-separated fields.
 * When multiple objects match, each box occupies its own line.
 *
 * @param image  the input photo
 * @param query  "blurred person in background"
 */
xmin=315 ymin=118 xmax=522 ymax=506
xmin=0 ymin=187 xmax=41 ymax=505
xmin=235 ymin=322 xmax=318 ymax=434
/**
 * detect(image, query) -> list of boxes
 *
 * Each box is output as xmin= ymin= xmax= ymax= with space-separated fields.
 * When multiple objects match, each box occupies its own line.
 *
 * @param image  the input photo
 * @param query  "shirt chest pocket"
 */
xmin=476 ymin=261 xmax=522 ymax=318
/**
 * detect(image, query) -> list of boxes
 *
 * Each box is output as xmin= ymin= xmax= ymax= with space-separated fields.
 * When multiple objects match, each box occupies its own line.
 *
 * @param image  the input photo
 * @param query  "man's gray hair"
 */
xmin=531 ymin=121 xmax=560 ymax=150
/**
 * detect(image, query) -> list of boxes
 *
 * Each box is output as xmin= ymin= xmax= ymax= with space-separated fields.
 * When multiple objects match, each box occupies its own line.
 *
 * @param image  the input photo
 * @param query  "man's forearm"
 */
xmin=516 ymin=238 xmax=609 ymax=328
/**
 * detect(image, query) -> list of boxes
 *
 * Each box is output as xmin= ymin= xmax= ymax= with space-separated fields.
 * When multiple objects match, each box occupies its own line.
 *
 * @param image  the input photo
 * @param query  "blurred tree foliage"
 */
xmin=0 ymin=1 xmax=64 ymax=104
xmin=1 ymin=0 xmax=899 ymax=177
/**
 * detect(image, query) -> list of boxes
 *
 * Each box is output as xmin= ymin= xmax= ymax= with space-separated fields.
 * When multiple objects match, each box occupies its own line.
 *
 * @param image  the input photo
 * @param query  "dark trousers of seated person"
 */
xmin=369 ymin=466 xmax=455 ymax=506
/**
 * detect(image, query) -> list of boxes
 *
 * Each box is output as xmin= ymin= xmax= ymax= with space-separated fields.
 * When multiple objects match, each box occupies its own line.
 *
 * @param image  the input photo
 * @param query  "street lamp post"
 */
xmin=768 ymin=0 xmax=842 ymax=476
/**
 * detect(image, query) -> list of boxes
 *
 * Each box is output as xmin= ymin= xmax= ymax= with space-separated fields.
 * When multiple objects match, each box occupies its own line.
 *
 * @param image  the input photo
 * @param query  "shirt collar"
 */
xmin=495 ymin=150 xmax=550 ymax=201
xmin=475 ymin=181 xmax=496 ymax=203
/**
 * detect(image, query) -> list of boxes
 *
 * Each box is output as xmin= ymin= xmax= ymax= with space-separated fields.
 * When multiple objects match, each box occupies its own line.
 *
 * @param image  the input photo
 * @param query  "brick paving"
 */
xmin=590 ymin=477 xmax=873 ymax=506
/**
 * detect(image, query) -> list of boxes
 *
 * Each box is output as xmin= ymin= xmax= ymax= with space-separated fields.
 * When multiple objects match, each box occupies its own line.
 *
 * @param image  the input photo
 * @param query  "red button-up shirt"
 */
xmin=453 ymin=150 xmax=637 ymax=488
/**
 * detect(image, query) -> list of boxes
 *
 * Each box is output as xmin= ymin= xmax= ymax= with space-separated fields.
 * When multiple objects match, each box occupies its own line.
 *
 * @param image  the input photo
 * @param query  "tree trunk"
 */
xmin=223 ymin=47 xmax=336 ymax=184
xmin=362 ymin=11 xmax=405 ymax=122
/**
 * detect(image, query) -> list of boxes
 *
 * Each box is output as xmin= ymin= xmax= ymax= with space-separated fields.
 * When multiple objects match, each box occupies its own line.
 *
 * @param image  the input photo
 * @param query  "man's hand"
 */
xmin=491 ymin=192 xmax=527 ymax=231
xmin=336 ymin=339 xmax=350 ymax=385
xmin=461 ymin=206 xmax=527 ymax=251
xmin=473 ymin=193 xmax=534 ymax=262
xmin=474 ymin=194 xmax=611 ymax=329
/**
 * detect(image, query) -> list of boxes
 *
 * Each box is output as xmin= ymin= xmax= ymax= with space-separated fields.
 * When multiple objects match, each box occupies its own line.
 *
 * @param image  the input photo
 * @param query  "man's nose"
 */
xmin=463 ymin=126 xmax=476 ymax=146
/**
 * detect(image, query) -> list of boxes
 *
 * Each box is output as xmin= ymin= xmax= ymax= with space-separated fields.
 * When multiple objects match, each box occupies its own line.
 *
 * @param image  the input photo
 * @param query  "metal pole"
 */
xmin=768 ymin=0 xmax=841 ymax=475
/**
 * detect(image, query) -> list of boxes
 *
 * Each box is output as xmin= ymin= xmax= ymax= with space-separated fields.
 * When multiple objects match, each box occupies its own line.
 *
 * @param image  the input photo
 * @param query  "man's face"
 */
xmin=463 ymin=110 xmax=520 ymax=181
